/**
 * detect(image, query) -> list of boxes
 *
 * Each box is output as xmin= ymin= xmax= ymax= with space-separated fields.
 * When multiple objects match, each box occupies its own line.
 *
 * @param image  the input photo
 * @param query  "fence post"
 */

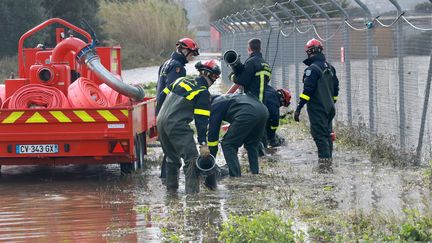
xmin=416 ymin=46 xmax=432 ymax=165
xmin=275 ymin=2 xmax=300 ymax=101
xmin=353 ymin=0 xmax=374 ymax=138
xmin=388 ymin=0 xmax=406 ymax=149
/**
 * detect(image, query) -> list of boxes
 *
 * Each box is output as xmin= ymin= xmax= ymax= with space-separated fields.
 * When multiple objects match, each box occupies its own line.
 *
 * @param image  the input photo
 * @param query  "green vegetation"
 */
xmin=305 ymin=208 xmax=432 ymax=242
xmin=218 ymin=211 xmax=300 ymax=242
xmin=98 ymin=0 xmax=192 ymax=69
xmin=0 ymin=0 xmax=46 ymax=58
xmin=141 ymin=82 xmax=157 ymax=97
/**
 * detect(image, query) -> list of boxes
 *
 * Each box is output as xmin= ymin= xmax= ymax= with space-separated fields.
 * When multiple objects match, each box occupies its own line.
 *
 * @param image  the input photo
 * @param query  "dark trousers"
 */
xmin=221 ymin=114 xmax=266 ymax=177
xmin=157 ymin=122 xmax=200 ymax=193
xmin=307 ymin=107 xmax=335 ymax=159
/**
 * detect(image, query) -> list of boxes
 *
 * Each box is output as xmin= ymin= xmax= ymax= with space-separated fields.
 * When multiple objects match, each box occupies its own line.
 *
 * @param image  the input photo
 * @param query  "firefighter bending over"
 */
xmin=207 ymin=93 xmax=268 ymax=177
xmin=263 ymin=86 xmax=291 ymax=147
xmin=157 ymin=60 xmax=220 ymax=194
xmin=294 ymin=38 xmax=339 ymax=163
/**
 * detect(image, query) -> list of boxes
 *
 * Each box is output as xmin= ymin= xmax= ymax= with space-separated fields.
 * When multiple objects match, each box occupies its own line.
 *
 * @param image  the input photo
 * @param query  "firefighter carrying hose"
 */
xmin=294 ymin=38 xmax=339 ymax=163
xmin=157 ymin=60 xmax=220 ymax=194
xmin=156 ymin=37 xmax=199 ymax=179
xmin=263 ymin=86 xmax=291 ymax=148
xmin=207 ymin=93 xmax=269 ymax=177
xmin=230 ymin=38 xmax=271 ymax=103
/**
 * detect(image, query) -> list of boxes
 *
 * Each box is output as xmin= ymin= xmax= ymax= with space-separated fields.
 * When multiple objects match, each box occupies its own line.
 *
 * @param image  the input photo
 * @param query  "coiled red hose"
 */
xmin=68 ymin=77 xmax=109 ymax=108
xmin=99 ymin=83 xmax=130 ymax=106
xmin=8 ymin=84 xmax=70 ymax=109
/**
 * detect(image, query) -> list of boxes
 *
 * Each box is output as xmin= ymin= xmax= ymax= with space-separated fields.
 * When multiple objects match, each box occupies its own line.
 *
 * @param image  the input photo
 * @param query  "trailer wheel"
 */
xmin=120 ymin=160 xmax=138 ymax=174
xmin=120 ymin=136 xmax=139 ymax=174
xmin=135 ymin=134 xmax=144 ymax=169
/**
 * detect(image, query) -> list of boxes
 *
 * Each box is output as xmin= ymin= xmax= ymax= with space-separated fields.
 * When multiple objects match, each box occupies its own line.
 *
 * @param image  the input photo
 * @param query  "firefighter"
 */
xmin=156 ymin=37 xmax=199 ymax=179
xmin=156 ymin=37 xmax=199 ymax=112
xmin=230 ymin=38 xmax=271 ymax=103
xmin=294 ymin=38 xmax=339 ymax=162
xmin=263 ymin=86 xmax=291 ymax=147
xmin=157 ymin=60 xmax=220 ymax=194
xmin=207 ymin=93 xmax=269 ymax=177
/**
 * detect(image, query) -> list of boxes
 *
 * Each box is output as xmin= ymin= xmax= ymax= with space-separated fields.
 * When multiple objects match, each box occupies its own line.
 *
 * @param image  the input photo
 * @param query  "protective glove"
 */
xmin=199 ymin=144 xmax=210 ymax=157
xmin=294 ymin=107 xmax=301 ymax=122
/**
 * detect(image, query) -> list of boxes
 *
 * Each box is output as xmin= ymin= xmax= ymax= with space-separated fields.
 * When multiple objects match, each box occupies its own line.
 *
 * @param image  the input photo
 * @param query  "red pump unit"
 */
xmin=0 ymin=18 xmax=156 ymax=174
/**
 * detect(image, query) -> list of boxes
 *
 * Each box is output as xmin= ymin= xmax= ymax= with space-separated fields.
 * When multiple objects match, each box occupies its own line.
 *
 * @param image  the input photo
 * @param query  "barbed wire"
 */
xmin=344 ymin=20 xmax=369 ymax=31
xmin=401 ymin=16 xmax=432 ymax=31
xmin=374 ymin=12 xmax=405 ymax=28
xmin=295 ymin=24 xmax=314 ymax=34
xmin=312 ymin=23 xmax=344 ymax=41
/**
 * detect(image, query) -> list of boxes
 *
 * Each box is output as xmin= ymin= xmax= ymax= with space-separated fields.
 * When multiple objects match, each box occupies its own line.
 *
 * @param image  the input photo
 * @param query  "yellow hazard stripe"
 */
xmin=179 ymin=82 xmax=192 ymax=91
xmin=2 ymin=112 xmax=24 ymax=124
xmin=121 ymin=109 xmax=129 ymax=117
xmin=50 ymin=111 xmax=72 ymax=122
xmin=73 ymin=111 xmax=95 ymax=122
xmin=186 ymin=89 xmax=205 ymax=101
xmin=26 ymin=112 xmax=48 ymax=123
xmin=97 ymin=110 xmax=119 ymax=122
xmin=194 ymin=109 xmax=210 ymax=116
xmin=300 ymin=93 xmax=310 ymax=101
xmin=208 ymin=140 xmax=219 ymax=146
xmin=270 ymin=125 xmax=278 ymax=130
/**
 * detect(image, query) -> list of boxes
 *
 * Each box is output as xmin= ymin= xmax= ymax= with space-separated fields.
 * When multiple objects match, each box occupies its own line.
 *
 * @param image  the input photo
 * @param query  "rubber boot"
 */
xmin=184 ymin=161 xmax=200 ymax=194
xmin=204 ymin=173 xmax=217 ymax=190
xmin=166 ymin=163 xmax=179 ymax=191
xmin=318 ymin=158 xmax=333 ymax=174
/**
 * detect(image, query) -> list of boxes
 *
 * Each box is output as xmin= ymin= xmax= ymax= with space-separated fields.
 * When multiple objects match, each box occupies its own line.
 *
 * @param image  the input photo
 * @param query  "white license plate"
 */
xmin=16 ymin=144 xmax=59 ymax=154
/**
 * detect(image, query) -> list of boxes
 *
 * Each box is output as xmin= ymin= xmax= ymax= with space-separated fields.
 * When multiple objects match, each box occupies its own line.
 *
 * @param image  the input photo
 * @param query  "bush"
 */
xmin=98 ymin=0 xmax=193 ymax=69
xmin=218 ymin=211 xmax=299 ymax=243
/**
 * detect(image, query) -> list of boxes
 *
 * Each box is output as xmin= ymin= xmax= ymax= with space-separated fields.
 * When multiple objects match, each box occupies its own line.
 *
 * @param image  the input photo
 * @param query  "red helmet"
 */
xmin=277 ymin=88 xmax=291 ymax=107
xmin=195 ymin=60 xmax=221 ymax=81
xmin=176 ymin=37 xmax=199 ymax=56
xmin=305 ymin=38 xmax=323 ymax=56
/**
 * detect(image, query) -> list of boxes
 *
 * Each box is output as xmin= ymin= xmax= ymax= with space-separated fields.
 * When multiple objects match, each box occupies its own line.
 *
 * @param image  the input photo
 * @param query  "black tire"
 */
xmin=120 ymin=160 xmax=138 ymax=174
xmin=138 ymin=133 xmax=146 ymax=168
xmin=120 ymin=135 xmax=140 ymax=174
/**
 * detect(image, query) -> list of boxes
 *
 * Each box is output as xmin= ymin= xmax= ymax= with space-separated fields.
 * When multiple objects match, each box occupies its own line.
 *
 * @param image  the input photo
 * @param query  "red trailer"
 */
xmin=0 ymin=18 xmax=157 ymax=174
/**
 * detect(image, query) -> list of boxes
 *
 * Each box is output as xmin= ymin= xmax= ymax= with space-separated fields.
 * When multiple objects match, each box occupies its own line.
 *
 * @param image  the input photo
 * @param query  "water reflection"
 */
xmin=0 ymin=165 xmax=138 ymax=242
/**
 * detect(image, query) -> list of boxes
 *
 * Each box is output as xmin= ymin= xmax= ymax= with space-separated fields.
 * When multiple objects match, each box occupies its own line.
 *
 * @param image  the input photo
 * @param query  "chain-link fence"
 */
xmin=212 ymin=0 xmax=432 ymax=164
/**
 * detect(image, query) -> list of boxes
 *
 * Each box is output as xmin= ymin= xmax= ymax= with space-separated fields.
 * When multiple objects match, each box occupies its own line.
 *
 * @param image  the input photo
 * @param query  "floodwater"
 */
xmin=0 ymin=60 xmax=431 ymax=241
xmin=1 ymin=123 xmax=431 ymax=242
